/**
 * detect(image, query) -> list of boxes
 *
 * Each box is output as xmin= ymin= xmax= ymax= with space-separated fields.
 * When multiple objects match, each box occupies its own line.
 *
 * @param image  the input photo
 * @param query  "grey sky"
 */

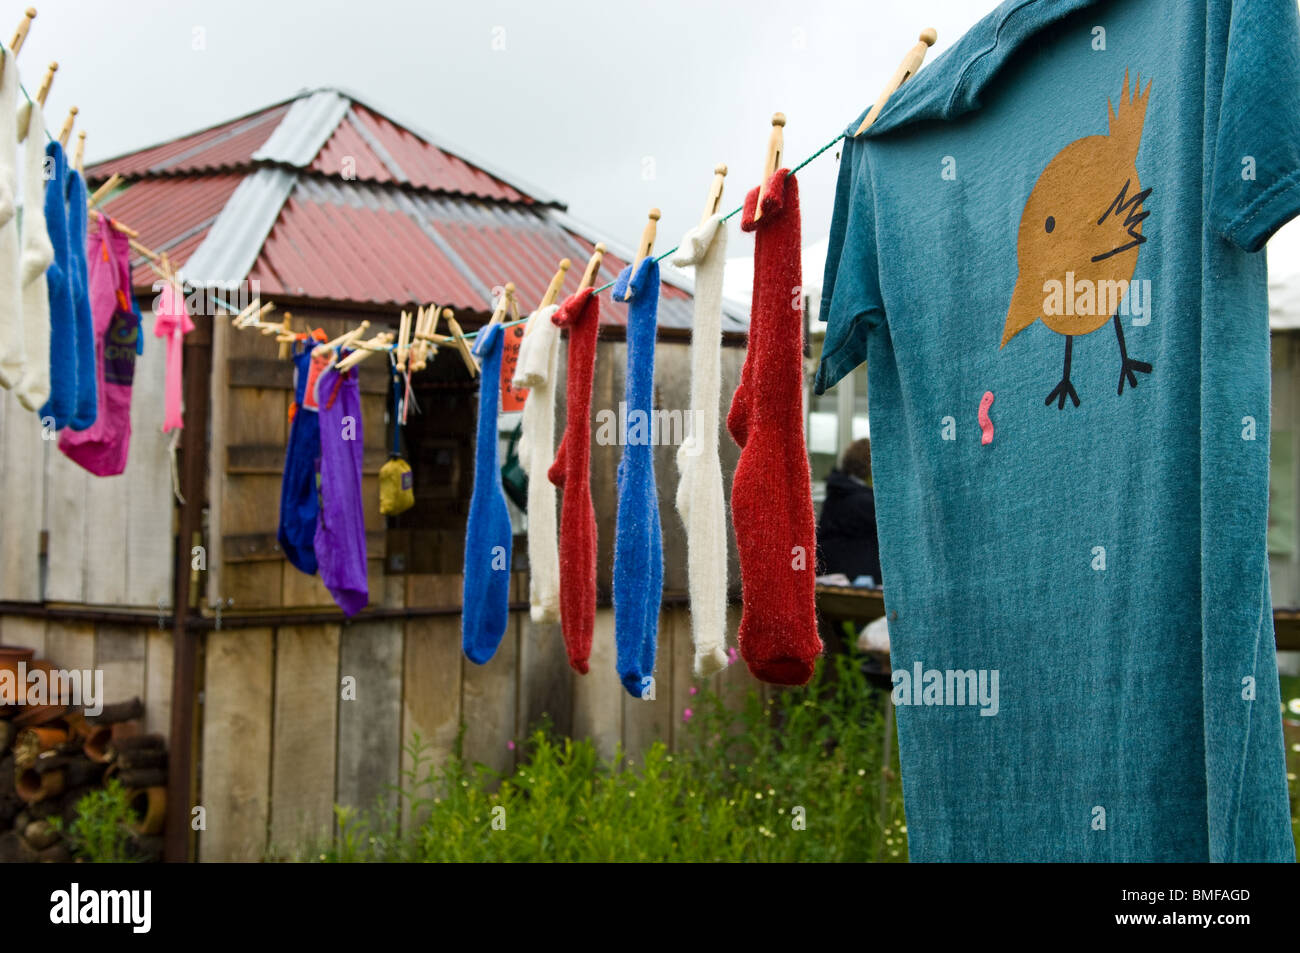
xmin=17 ymin=0 xmax=988 ymax=258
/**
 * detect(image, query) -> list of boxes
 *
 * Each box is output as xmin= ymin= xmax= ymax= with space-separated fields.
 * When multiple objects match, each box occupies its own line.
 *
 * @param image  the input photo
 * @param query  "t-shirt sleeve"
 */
xmin=1211 ymin=0 xmax=1300 ymax=252
xmin=813 ymin=137 xmax=885 ymax=395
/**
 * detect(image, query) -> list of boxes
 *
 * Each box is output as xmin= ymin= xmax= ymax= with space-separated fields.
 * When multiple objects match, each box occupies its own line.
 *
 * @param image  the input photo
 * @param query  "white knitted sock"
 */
xmin=670 ymin=214 xmax=730 ymax=677
xmin=0 ymin=50 xmax=25 ymax=388
xmin=15 ymin=100 xmax=53 ymax=413
xmin=513 ymin=303 xmax=562 ymax=623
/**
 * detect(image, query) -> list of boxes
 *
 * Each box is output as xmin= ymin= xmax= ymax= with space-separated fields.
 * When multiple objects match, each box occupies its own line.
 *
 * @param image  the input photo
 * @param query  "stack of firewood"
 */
xmin=0 ymin=695 xmax=168 ymax=863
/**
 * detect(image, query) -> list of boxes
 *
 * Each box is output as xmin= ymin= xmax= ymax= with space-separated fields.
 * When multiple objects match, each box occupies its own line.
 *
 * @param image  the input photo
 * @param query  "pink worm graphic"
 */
xmin=979 ymin=391 xmax=995 ymax=445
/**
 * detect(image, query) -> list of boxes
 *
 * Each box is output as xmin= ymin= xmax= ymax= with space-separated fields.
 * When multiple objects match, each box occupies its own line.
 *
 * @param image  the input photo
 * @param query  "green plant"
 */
xmin=54 ymin=778 xmax=138 ymax=863
xmin=301 ymin=650 xmax=909 ymax=863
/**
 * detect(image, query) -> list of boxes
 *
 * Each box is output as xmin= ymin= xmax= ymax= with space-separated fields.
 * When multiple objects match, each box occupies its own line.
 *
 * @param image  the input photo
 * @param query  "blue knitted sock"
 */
xmin=66 ymin=170 xmax=97 ymax=431
xmin=38 ymin=142 xmax=75 ymax=430
xmin=462 ymin=321 xmax=513 ymax=664
xmin=611 ymin=258 xmax=664 ymax=698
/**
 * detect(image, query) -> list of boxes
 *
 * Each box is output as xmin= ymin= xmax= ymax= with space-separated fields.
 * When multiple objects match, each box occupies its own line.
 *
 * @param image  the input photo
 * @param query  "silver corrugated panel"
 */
xmin=181 ymin=168 xmax=297 ymax=285
xmin=252 ymin=90 xmax=350 ymax=168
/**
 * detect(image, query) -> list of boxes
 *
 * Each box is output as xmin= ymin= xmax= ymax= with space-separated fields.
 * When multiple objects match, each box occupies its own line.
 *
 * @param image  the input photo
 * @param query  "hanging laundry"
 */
xmin=813 ymin=0 xmax=1298 ymax=862
xmin=59 ymin=215 xmax=143 ymax=476
xmin=611 ymin=258 xmax=663 ymax=698
xmin=0 ymin=47 xmax=23 ymax=389
xmin=512 ymin=302 xmax=562 ymax=624
xmin=669 ymin=213 xmax=730 ymax=677
xmin=153 ymin=281 xmax=193 ymax=432
xmin=36 ymin=140 xmax=75 ymax=429
xmin=548 ymin=287 xmax=600 ymax=674
xmin=462 ymin=321 xmax=513 ymax=664
xmin=64 ymin=169 xmax=97 ymax=431
xmin=14 ymin=99 xmax=52 ymax=413
xmin=276 ymin=339 xmax=324 ymax=575
xmin=314 ymin=362 xmax=368 ymax=616
xmin=729 ymin=168 xmax=821 ymax=686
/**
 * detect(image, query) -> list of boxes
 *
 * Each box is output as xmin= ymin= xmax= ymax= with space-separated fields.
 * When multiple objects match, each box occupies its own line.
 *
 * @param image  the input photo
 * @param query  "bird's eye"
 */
xmin=1045 ymin=216 xmax=1056 ymax=233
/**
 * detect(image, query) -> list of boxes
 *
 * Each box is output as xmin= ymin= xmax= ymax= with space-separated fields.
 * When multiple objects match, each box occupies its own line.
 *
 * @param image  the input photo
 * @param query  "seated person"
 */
xmin=816 ymin=438 xmax=881 ymax=588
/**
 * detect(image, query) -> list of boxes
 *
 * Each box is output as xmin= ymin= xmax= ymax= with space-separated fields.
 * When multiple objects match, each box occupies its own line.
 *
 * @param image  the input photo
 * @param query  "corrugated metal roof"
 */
xmin=96 ymin=175 xmax=245 ymax=288
xmin=81 ymin=88 xmax=748 ymax=333
xmin=181 ymin=169 xmax=298 ymax=286
xmin=85 ymin=103 xmax=290 ymax=179
xmin=252 ymin=90 xmax=350 ymax=167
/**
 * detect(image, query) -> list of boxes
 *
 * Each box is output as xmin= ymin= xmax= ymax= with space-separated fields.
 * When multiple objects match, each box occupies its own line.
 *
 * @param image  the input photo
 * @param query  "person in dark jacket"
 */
xmin=816 ymin=438 xmax=882 ymax=586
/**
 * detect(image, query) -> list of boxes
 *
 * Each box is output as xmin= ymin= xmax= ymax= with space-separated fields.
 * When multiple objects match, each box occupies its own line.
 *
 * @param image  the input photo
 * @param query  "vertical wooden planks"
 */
xmin=44 ymin=439 xmax=88 ymax=604
xmin=401 ymin=574 xmax=463 ymax=830
xmin=44 ymin=620 xmax=95 ymax=674
xmin=207 ymin=311 xmax=229 ymax=611
xmin=621 ymin=605 xmax=674 ymax=762
xmin=269 ymin=624 xmax=340 ymax=857
xmin=335 ymin=620 xmax=403 ymax=818
xmin=124 ymin=305 xmax=174 ymax=609
xmin=572 ymin=607 xmax=622 ymax=762
xmin=0 ymin=616 xmax=46 ymax=657
xmin=198 ymin=627 xmax=273 ymax=862
xmin=143 ymin=626 xmax=173 ymax=737
xmin=95 ymin=624 xmax=147 ymax=706
xmin=461 ymin=574 xmax=521 ymax=778
xmin=0 ymin=390 xmax=45 ymax=601
xmin=517 ymin=617 xmax=573 ymax=740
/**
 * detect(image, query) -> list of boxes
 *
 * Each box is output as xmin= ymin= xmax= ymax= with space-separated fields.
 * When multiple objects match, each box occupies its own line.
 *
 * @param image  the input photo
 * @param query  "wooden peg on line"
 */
xmin=74 ymin=130 xmax=85 ymax=173
xmin=578 ymin=243 xmax=606 ymax=293
xmin=18 ymin=60 xmax=56 ymax=142
xmin=276 ymin=313 xmax=295 ymax=359
xmin=335 ymin=331 xmax=395 ymax=373
xmin=236 ymin=302 xmax=276 ymax=329
xmin=0 ymin=8 xmax=36 ymax=84
xmin=396 ymin=310 xmax=413 ymax=371
xmin=700 ymin=164 xmax=727 ymax=226
xmin=624 ymin=210 xmax=660 ymax=301
xmin=487 ymin=282 xmax=515 ymax=327
xmin=57 ymin=105 xmax=77 ymax=147
xmin=854 ymin=28 xmax=937 ymax=137
xmin=313 ymin=320 xmax=370 ymax=358
xmin=88 ymin=173 xmax=123 ymax=209
xmin=753 ymin=113 xmax=785 ymax=224
xmin=539 ymin=259 xmax=570 ymax=311
xmin=444 ymin=311 xmax=479 ymax=377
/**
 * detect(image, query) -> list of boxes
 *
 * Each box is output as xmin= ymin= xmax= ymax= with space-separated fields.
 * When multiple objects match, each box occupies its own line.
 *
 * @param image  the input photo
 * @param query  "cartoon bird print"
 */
xmin=1001 ymin=69 xmax=1153 ymax=409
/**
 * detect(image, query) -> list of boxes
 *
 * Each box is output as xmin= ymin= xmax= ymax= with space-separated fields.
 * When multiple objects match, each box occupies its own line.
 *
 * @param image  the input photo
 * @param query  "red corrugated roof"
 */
xmin=85 ymin=104 xmax=289 ymax=179
xmin=96 ymin=175 xmax=244 ymax=287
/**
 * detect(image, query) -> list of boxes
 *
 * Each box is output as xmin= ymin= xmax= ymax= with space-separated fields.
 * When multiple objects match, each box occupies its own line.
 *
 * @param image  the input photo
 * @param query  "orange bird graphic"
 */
xmin=1002 ymin=70 xmax=1153 ymax=409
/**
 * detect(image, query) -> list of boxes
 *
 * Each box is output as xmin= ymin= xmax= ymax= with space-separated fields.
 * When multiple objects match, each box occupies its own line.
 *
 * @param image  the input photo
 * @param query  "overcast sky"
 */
xmin=16 ymin=0 xmax=1300 ymax=279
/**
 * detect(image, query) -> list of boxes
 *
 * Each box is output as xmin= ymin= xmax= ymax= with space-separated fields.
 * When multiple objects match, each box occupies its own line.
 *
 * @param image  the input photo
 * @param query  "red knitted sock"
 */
xmin=728 ymin=169 xmax=822 ymax=685
xmin=548 ymin=288 xmax=600 ymax=674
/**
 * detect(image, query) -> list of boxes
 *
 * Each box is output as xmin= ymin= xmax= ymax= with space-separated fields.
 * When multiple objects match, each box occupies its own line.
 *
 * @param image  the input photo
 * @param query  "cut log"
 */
xmin=83 ymin=725 xmax=113 ymax=763
xmin=87 ymin=698 xmax=144 ymax=725
xmin=118 ymin=767 xmax=166 ymax=789
xmin=23 ymin=818 xmax=58 ymax=850
xmin=37 ymin=842 xmax=71 ymax=863
xmin=0 ymin=719 xmax=13 ymax=752
xmin=128 ymin=786 xmax=166 ymax=835
xmin=118 ymin=747 xmax=167 ymax=771
xmin=114 ymin=733 xmax=165 ymax=753
xmin=16 ymin=766 xmax=64 ymax=803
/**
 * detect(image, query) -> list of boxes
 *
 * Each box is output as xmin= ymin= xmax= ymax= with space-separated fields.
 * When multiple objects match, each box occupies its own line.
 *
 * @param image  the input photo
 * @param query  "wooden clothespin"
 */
xmin=854 ymin=28 xmax=937 ymax=137
xmin=444 ymin=310 xmax=479 ymax=377
xmin=275 ymin=313 xmax=295 ymax=360
xmin=0 ymin=8 xmax=36 ymax=84
xmin=624 ymin=210 xmax=660 ymax=301
xmin=408 ymin=305 xmax=437 ymax=372
xmin=235 ymin=301 xmax=276 ymax=329
xmin=539 ymin=259 xmax=570 ymax=310
xmin=74 ymin=130 xmax=86 ymax=174
xmin=396 ymin=310 xmax=412 ymax=372
xmin=314 ymin=320 xmax=370 ymax=359
xmin=57 ymin=105 xmax=77 ymax=147
xmin=700 ymin=164 xmax=727 ymax=226
xmin=18 ymin=60 xmax=56 ymax=142
xmin=487 ymin=283 xmax=515 ymax=327
xmin=578 ymin=243 xmax=606 ymax=293
xmin=753 ymin=113 xmax=785 ymax=224
xmin=88 ymin=173 xmax=123 ymax=210
xmin=335 ymin=331 xmax=396 ymax=373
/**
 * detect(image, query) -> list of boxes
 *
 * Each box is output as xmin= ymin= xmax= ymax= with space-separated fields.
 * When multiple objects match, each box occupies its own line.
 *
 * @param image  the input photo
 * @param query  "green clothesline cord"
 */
xmin=2 ymin=43 xmax=56 ymax=143
xmin=206 ymin=129 xmax=851 ymax=351
xmin=466 ymin=129 xmax=848 ymax=339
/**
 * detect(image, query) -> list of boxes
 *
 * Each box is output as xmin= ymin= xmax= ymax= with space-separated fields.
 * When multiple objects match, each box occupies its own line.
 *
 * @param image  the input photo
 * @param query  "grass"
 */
xmin=300 ymin=650 xmax=908 ymax=862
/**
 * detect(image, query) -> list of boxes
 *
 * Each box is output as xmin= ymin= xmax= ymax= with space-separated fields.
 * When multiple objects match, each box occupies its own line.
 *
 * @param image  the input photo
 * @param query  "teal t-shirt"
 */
xmin=816 ymin=0 xmax=1298 ymax=861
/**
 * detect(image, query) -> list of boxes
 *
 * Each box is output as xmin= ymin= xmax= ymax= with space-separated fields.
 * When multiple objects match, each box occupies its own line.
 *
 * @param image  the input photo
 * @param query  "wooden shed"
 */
xmin=0 ymin=89 xmax=752 ymax=861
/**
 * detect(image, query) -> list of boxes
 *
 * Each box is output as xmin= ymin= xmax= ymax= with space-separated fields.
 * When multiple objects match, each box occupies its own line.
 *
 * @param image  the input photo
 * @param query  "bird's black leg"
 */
xmin=1045 ymin=335 xmax=1081 ymax=410
xmin=1113 ymin=313 xmax=1152 ymax=395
